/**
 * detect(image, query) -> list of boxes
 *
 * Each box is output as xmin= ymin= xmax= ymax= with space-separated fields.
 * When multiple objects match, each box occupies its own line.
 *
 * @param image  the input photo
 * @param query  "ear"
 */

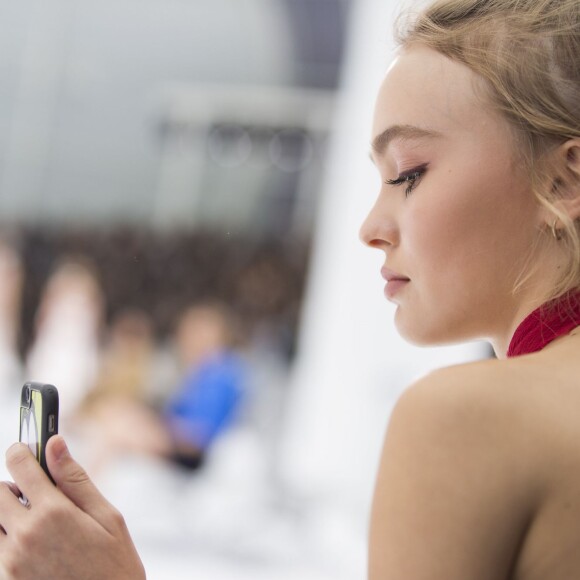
xmin=550 ymin=139 xmax=580 ymax=221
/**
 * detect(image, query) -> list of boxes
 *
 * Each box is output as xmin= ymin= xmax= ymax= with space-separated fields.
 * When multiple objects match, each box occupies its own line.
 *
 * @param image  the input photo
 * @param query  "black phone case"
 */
xmin=19 ymin=382 xmax=59 ymax=479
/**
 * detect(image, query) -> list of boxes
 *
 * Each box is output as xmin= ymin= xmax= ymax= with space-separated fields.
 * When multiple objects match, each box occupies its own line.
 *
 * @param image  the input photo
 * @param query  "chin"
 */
xmin=394 ymin=312 xmax=469 ymax=348
xmin=398 ymin=329 xmax=444 ymax=347
xmin=395 ymin=317 xmax=436 ymax=346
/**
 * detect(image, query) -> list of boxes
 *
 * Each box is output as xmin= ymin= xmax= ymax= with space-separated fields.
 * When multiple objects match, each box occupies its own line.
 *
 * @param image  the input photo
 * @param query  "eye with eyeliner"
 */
xmin=385 ymin=163 xmax=428 ymax=196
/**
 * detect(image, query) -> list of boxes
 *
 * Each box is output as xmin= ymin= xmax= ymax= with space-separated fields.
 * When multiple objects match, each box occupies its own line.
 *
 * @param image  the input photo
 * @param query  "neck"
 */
xmin=488 ymin=300 xmax=546 ymax=359
xmin=493 ymin=290 xmax=580 ymax=359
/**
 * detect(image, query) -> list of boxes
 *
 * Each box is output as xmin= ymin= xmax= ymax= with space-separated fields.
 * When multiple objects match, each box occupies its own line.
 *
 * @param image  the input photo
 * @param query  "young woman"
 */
xmin=1 ymin=0 xmax=579 ymax=578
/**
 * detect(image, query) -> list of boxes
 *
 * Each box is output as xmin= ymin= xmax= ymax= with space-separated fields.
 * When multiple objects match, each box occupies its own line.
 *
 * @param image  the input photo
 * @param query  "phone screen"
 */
xmin=18 ymin=383 xmax=59 ymax=477
xmin=19 ymin=388 xmax=43 ymax=461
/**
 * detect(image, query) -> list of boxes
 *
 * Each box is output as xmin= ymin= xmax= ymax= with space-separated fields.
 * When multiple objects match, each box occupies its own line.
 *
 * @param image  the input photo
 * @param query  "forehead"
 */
xmin=372 ymin=45 xmax=496 ymax=151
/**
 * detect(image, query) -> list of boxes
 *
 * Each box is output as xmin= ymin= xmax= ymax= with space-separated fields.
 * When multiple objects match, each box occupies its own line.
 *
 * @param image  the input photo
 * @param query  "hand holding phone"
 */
xmin=19 ymin=382 xmax=59 ymax=480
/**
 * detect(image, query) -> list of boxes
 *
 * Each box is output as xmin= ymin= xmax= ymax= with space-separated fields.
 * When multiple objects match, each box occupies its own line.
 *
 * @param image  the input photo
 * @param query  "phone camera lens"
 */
xmin=25 ymin=385 xmax=31 ymax=404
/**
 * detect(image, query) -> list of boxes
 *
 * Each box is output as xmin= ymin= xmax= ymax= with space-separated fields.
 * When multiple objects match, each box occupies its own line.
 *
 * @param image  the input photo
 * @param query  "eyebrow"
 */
xmin=370 ymin=124 xmax=443 ymax=159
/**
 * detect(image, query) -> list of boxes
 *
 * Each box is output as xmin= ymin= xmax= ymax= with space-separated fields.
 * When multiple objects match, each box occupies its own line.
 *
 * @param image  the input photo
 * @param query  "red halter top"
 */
xmin=507 ymin=291 xmax=580 ymax=357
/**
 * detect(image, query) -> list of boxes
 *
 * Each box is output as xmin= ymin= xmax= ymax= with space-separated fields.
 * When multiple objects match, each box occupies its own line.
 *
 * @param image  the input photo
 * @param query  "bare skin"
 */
xmin=0 ymin=437 xmax=145 ymax=579
xmin=362 ymin=45 xmax=580 ymax=580
xmin=369 ymin=331 xmax=580 ymax=580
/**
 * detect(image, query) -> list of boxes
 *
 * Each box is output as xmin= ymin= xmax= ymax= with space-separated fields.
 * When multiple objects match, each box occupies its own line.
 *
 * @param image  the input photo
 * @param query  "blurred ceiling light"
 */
xmin=207 ymin=125 xmax=252 ymax=169
xmin=269 ymin=129 xmax=314 ymax=173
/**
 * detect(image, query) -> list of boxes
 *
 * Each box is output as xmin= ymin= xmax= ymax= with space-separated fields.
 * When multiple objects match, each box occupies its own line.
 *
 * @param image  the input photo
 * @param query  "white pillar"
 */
xmin=0 ymin=0 xmax=76 ymax=218
xmin=280 ymin=0 xmax=486 ymax=513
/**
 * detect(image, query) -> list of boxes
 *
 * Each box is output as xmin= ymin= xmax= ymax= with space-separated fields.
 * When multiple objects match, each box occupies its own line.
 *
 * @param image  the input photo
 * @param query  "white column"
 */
xmin=280 ymin=0 xmax=486 ymax=512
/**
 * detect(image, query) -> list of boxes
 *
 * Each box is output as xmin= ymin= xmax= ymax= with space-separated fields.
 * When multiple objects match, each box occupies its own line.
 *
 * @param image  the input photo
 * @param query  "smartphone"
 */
xmin=19 ymin=382 xmax=59 ymax=481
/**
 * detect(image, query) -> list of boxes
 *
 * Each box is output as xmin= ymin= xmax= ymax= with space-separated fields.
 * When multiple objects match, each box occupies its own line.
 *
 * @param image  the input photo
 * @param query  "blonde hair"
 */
xmin=396 ymin=0 xmax=580 ymax=299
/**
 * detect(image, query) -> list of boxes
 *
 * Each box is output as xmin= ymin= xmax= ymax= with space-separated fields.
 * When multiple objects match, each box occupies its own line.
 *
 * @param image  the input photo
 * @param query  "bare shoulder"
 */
xmin=404 ymin=352 xmax=580 ymax=453
xmin=382 ymin=359 xmax=544 ymax=475
xmin=389 ymin=354 xmax=572 ymax=449
xmin=390 ymin=358 xmax=526 ymax=432
xmin=369 ymin=358 xmax=547 ymax=580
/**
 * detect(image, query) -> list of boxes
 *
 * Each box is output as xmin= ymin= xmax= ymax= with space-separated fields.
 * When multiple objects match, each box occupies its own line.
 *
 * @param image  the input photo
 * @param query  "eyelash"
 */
xmin=385 ymin=165 xmax=427 ymax=197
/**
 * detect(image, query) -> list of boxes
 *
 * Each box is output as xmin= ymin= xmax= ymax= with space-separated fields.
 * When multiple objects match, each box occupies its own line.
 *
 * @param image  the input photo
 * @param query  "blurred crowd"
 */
xmin=0 ymin=227 xmax=309 ymax=477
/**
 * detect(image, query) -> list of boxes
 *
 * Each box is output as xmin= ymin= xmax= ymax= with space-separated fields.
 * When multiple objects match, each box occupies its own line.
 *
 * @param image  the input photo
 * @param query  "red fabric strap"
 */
xmin=507 ymin=291 xmax=580 ymax=358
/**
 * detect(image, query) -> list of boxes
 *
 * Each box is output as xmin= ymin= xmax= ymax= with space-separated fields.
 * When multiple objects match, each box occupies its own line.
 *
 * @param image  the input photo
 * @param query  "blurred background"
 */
xmin=0 ymin=0 xmax=486 ymax=578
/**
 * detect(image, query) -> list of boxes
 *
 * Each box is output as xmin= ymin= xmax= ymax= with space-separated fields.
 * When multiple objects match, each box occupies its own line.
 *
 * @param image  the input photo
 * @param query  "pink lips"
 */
xmin=381 ymin=267 xmax=410 ymax=299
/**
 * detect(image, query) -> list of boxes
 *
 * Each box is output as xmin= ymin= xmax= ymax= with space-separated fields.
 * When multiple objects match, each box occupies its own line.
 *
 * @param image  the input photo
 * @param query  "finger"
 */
xmin=45 ymin=436 xmax=118 ymax=530
xmin=5 ymin=444 xmax=53 ymax=504
xmin=0 ymin=480 xmax=33 ymax=510
xmin=0 ymin=481 xmax=22 ymax=500
xmin=0 ymin=480 xmax=30 ymax=532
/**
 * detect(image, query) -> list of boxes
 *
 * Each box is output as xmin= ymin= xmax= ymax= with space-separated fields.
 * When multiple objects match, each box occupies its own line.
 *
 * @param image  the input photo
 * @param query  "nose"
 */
xmin=359 ymin=198 xmax=399 ymax=250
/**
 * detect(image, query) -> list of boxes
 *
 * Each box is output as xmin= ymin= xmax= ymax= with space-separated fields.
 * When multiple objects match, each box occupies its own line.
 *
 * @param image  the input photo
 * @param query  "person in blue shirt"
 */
xmin=73 ymin=301 xmax=248 ymax=473
xmin=163 ymin=303 xmax=246 ymax=469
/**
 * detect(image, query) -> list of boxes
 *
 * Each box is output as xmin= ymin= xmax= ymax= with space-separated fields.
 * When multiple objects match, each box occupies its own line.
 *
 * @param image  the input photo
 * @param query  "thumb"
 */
xmin=46 ymin=436 xmax=115 ymax=527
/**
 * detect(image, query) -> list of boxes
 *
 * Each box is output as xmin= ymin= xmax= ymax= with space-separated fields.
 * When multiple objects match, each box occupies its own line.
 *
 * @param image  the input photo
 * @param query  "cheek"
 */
xmin=403 ymin=185 xmax=500 ymax=280
xmin=404 ymin=170 xmax=535 ymax=292
xmin=404 ymin=198 xmax=475 ymax=265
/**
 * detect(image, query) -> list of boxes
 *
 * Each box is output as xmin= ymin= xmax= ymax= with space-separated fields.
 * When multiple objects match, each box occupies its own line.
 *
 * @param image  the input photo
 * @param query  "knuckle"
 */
xmin=108 ymin=506 xmax=127 ymax=529
xmin=5 ymin=444 xmax=30 ymax=469
xmin=43 ymin=502 xmax=68 ymax=522
xmin=11 ymin=521 xmax=37 ymax=551
xmin=1 ymin=557 xmax=20 ymax=579
xmin=65 ymin=464 xmax=91 ymax=486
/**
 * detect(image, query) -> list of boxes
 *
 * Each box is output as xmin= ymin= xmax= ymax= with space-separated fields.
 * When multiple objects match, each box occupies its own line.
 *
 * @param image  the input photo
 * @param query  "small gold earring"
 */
xmin=550 ymin=219 xmax=563 ymax=241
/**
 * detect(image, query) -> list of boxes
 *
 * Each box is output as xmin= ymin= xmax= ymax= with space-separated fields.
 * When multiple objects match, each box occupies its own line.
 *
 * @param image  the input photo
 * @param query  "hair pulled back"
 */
xmin=397 ymin=0 xmax=580 ymax=298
